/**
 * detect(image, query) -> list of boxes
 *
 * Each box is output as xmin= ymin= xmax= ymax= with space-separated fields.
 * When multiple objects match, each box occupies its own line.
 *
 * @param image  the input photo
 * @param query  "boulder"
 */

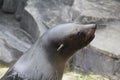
xmin=15 ymin=0 xmax=27 ymax=21
xmin=0 ymin=11 xmax=32 ymax=66
xmin=68 ymin=0 xmax=120 ymax=79
xmin=2 ymin=0 xmax=18 ymax=13
xmin=25 ymin=0 xmax=78 ymax=27
xmin=73 ymin=0 xmax=120 ymax=28
xmin=0 ymin=0 xmax=3 ymax=8
xmin=0 ymin=39 xmax=23 ymax=66
xmin=70 ymin=24 xmax=120 ymax=80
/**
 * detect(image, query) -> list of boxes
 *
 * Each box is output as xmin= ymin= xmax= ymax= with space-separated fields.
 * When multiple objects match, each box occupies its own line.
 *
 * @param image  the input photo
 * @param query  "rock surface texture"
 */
xmin=69 ymin=0 xmax=120 ymax=80
xmin=0 ymin=0 xmax=120 ymax=80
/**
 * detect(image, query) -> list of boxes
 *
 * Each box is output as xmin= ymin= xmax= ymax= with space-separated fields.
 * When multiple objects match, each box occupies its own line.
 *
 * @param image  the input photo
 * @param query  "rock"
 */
xmin=61 ymin=0 xmax=74 ymax=6
xmin=70 ymin=25 xmax=120 ymax=79
xmin=70 ymin=46 xmax=116 ymax=79
xmin=0 ymin=39 xmax=23 ymax=66
xmin=0 ymin=0 xmax=3 ymax=8
xmin=0 ymin=11 xmax=32 ymax=66
xmin=25 ymin=0 xmax=78 ymax=27
xmin=2 ymin=0 xmax=18 ymax=13
xmin=68 ymin=1 xmax=120 ymax=79
xmin=74 ymin=0 xmax=120 ymax=19
xmin=91 ymin=26 xmax=120 ymax=58
xmin=20 ymin=10 xmax=41 ymax=42
xmin=15 ymin=0 xmax=27 ymax=21
xmin=73 ymin=0 xmax=120 ymax=27
xmin=21 ymin=0 xmax=80 ymax=41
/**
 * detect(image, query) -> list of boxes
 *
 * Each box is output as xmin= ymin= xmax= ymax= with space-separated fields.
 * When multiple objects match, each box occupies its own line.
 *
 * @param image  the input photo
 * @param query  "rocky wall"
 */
xmin=0 ymin=0 xmax=40 ymax=65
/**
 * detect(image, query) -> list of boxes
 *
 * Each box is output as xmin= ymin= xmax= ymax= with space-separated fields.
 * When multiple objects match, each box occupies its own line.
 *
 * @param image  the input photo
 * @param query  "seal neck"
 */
xmin=12 ymin=38 xmax=66 ymax=80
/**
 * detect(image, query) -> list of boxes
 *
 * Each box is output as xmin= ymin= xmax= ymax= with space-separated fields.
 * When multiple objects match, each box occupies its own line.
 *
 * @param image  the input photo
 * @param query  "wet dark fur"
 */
xmin=0 ymin=23 xmax=96 ymax=80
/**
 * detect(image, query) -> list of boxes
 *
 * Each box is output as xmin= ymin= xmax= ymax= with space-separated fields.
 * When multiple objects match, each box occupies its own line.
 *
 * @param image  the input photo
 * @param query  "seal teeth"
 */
xmin=57 ymin=44 xmax=64 ymax=51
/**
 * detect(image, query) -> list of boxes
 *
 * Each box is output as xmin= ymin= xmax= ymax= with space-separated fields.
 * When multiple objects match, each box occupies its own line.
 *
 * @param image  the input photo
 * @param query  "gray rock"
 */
xmin=70 ymin=46 xmax=117 ymax=79
xmin=0 ymin=39 xmax=23 ymax=66
xmin=67 ymin=1 xmax=120 ymax=79
xmin=70 ymin=25 xmax=120 ymax=79
xmin=2 ymin=0 xmax=18 ymax=13
xmin=61 ymin=0 xmax=74 ymax=6
xmin=15 ymin=0 xmax=27 ymax=21
xmin=74 ymin=0 xmax=120 ymax=19
xmin=73 ymin=0 xmax=120 ymax=28
xmin=0 ymin=11 xmax=32 ymax=66
xmin=25 ymin=0 xmax=78 ymax=27
xmin=0 ymin=0 xmax=3 ymax=8
xmin=91 ymin=26 xmax=120 ymax=58
xmin=20 ymin=10 xmax=41 ymax=42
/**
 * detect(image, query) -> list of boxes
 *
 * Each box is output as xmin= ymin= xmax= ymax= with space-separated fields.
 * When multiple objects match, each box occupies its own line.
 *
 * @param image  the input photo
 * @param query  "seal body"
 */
xmin=0 ymin=23 xmax=96 ymax=80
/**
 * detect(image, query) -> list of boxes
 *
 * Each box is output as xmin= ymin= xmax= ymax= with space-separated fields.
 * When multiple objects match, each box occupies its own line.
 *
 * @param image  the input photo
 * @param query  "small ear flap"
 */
xmin=57 ymin=44 xmax=64 ymax=51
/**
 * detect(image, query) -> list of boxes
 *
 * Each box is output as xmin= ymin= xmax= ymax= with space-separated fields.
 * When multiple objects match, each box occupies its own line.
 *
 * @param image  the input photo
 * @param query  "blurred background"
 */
xmin=0 ymin=0 xmax=120 ymax=80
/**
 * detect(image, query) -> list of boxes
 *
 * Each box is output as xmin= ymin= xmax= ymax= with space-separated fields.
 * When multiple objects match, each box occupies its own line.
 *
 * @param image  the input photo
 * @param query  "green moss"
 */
xmin=0 ymin=68 xmax=8 ymax=77
xmin=0 ymin=64 xmax=8 ymax=78
xmin=0 ymin=64 xmax=7 ymax=68
xmin=63 ymin=72 xmax=109 ymax=80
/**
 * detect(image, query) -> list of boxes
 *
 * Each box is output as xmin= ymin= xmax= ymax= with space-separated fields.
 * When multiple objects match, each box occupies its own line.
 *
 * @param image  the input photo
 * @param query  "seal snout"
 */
xmin=86 ymin=24 xmax=96 ymax=41
xmin=90 ymin=24 xmax=96 ymax=34
xmin=92 ymin=24 xmax=97 ymax=31
xmin=86 ymin=24 xmax=97 ymax=30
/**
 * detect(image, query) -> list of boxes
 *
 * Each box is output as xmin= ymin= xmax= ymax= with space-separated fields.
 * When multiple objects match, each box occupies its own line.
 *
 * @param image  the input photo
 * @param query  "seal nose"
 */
xmin=93 ymin=24 xmax=97 ymax=30
xmin=87 ymin=24 xmax=96 ymax=32
xmin=91 ymin=24 xmax=97 ymax=33
xmin=86 ymin=24 xmax=96 ymax=40
xmin=84 ymin=24 xmax=96 ymax=29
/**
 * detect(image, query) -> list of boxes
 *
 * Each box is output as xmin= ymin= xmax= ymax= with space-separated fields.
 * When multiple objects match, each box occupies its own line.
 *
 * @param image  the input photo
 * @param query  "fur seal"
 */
xmin=0 ymin=23 xmax=96 ymax=80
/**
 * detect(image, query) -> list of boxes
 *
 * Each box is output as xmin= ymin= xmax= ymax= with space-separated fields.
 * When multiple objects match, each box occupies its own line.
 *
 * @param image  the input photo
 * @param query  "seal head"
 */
xmin=42 ymin=23 xmax=96 ymax=60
